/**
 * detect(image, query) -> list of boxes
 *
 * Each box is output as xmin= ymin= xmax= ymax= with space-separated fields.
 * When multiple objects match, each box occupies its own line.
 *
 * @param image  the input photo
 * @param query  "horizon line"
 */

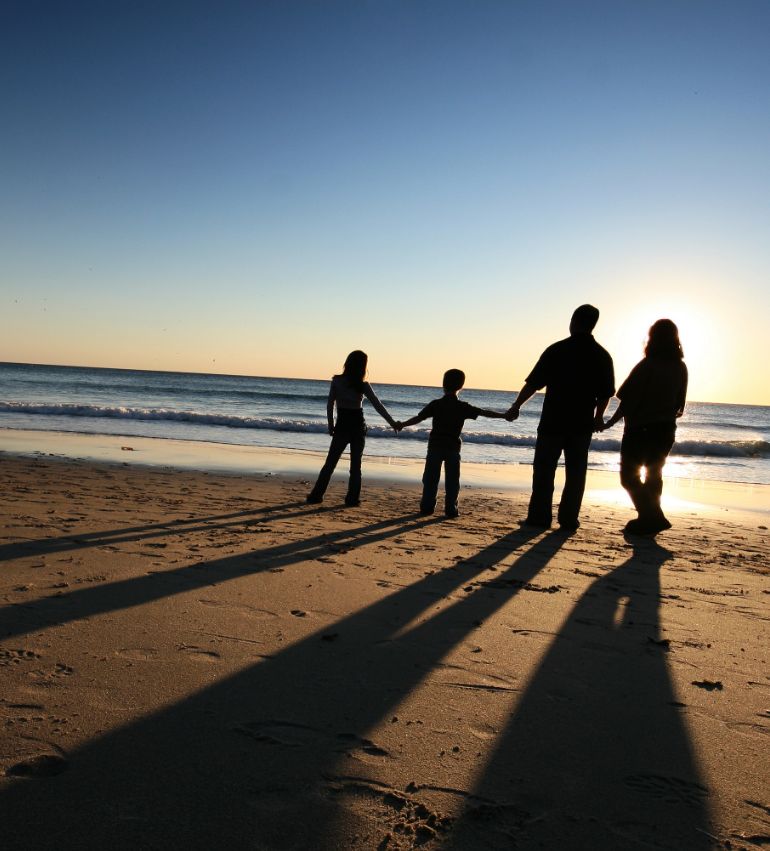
xmin=0 ymin=360 xmax=762 ymax=409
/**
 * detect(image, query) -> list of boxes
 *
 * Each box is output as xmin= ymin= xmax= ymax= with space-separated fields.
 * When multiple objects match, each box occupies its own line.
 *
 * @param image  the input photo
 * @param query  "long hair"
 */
xmin=339 ymin=350 xmax=368 ymax=391
xmin=645 ymin=319 xmax=684 ymax=360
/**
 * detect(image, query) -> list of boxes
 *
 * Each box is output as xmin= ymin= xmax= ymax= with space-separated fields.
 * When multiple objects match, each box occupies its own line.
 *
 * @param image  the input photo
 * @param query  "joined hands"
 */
xmin=505 ymin=406 xmax=519 ymax=422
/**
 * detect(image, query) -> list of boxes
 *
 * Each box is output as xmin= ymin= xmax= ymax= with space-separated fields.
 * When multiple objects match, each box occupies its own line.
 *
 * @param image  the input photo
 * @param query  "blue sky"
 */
xmin=2 ymin=1 xmax=769 ymax=403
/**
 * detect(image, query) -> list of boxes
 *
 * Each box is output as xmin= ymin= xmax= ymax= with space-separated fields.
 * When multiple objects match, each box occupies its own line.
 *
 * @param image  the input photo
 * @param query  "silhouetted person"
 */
xmin=506 ymin=304 xmax=615 ymax=530
xmin=398 ymin=369 xmax=506 ymax=518
xmin=601 ymin=318 xmax=688 ymax=535
xmin=307 ymin=350 xmax=398 ymax=506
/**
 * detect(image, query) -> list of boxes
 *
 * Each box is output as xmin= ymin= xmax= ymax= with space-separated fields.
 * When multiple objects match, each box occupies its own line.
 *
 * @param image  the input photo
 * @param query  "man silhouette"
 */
xmin=506 ymin=304 xmax=614 ymax=531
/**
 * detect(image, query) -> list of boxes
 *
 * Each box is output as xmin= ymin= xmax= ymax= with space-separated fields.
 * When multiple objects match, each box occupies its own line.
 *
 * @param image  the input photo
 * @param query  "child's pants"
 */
xmin=421 ymin=445 xmax=461 ymax=515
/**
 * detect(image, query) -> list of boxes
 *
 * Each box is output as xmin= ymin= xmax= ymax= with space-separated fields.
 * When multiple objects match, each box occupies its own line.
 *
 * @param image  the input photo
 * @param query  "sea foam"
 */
xmin=1 ymin=402 xmax=767 ymax=459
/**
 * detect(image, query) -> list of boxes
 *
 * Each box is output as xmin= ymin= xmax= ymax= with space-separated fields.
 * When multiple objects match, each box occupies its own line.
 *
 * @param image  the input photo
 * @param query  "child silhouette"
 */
xmin=398 ymin=369 xmax=506 ymax=518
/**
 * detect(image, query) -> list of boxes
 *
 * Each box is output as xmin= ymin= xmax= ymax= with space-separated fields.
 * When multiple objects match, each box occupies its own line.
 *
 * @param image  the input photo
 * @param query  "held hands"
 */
xmin=595 ymin=414 xmax=620 ymax=432
xmin=393 ymin=421 xmax=403 ymax=433
xmin=505 ymin=405 xmax=520 ymax=422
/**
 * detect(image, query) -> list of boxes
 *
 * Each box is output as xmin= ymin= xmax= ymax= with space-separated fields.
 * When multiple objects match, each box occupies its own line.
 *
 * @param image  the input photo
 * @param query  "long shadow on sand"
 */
xmin=443 ymin=538 xmax=715 ymax=850
xmin=0 ymin=501 xmax=312 ymax=563
xmin=1 ymin=527 xmax=565 ymax=850
xmin=0 ymin=509 xmax=439 ymax=640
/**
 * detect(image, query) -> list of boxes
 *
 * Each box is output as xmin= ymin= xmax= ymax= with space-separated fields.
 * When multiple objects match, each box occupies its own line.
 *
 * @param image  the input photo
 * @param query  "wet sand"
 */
xmin=0 ymin=455 xmax=768 ymax=849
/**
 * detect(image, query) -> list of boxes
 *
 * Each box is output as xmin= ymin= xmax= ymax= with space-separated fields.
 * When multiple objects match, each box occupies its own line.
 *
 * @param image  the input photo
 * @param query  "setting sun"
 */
xmin=597 ymin=250 xmax=754 ymax=404
xmin=608 ymin=300 xmax=716 ymax=398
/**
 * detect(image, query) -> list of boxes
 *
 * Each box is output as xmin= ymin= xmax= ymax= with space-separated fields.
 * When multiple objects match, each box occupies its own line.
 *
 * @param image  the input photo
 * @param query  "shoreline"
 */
xmin=1 ymin=426 xmax=769 ymax=519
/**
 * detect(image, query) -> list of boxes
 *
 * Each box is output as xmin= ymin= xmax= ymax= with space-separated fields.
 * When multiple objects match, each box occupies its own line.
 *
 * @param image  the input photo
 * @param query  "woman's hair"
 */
xmin=645 ymin=319 xmax=684 ymax=360
xmin=339 ymin=350 xmax=368 ymax=390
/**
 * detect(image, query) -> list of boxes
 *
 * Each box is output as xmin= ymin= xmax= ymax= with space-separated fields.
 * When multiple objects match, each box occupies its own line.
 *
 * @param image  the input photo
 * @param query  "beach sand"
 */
xmin=0 ymin=453 xmax=768 ymax=849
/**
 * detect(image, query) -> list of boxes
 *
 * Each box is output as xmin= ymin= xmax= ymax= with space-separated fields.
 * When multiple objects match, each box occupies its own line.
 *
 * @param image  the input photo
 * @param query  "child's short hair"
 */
xmin=443 ymin=369 xmax=466 ymax=392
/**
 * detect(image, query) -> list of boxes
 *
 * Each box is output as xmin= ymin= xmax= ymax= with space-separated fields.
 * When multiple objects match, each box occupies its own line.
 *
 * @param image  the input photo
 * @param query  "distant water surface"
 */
xmin=1 ymin=363 xmax=768 ymax=485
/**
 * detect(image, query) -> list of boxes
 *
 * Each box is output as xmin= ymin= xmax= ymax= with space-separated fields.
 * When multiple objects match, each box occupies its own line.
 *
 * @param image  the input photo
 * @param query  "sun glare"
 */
xmin=608 ymin=298 xmax=718 ymax=402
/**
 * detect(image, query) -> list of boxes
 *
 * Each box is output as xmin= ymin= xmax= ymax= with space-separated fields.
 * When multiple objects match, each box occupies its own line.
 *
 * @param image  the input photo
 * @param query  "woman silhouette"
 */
xmin=306 ymin=350 xmax=398 ymax=506
xmin=603 ymin=319 xmax=688 ymax=534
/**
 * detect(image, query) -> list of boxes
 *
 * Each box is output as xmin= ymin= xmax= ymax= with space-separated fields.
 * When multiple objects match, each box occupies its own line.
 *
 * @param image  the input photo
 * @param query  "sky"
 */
xmin=1 ymin=0 xmax=769 ymax=405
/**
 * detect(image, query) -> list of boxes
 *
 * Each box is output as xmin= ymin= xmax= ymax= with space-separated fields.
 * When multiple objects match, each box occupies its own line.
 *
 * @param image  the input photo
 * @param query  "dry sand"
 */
xmin=0 ymin=455 xmax=767 ymax=850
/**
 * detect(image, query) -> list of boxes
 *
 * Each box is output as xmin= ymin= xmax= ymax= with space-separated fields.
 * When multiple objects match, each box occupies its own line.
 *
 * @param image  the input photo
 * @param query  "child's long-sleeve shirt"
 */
xmin=411 ymin=396 xmax=483 ymax=450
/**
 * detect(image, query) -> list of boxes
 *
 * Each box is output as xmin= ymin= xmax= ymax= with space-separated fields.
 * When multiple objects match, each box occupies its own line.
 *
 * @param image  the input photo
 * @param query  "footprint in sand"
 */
xmin=322 ymin=778 xmax=452 ymax=843
xmin=6 ymin=753 xmax=68 ymax=778
xmin=177 ymin=645 xmax=221 ymax=662
xmin=50 ymin=663 xmax=74 ymax=678
xmin=335 ymin=732 xmax=390 ymax=757
xmin=2 ymin=738 xmax=69 ymax=778
xmin=234 ymin=720 xmax=390 ymax=760
xmin=468 ymin=723 xmax=501 ymax=741
xmin=0 ymin=648 xmax=41 ymax=667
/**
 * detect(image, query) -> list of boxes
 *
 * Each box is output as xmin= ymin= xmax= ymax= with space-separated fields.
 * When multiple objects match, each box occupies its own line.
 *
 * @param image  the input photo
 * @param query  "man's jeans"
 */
xmin=421 ymin=444 xmax=461 ymax=515
xmin=528 ymin=430 xmax=592 ymax=527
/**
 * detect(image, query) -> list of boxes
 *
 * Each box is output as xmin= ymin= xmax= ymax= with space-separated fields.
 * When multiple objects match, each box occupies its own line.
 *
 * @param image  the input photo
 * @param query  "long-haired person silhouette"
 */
xmin=306 ymin=350 xmax=398 ymax=507
xmin=602 ymin=319 xmax=688 ymax=535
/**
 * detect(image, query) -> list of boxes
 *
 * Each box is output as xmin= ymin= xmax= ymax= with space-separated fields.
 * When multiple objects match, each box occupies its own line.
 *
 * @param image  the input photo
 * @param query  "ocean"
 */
xmin=1 ymin=362 xmax=769 ymax=486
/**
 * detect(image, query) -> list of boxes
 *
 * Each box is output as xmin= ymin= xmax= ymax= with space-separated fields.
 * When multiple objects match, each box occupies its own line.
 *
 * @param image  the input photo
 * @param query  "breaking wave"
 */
xmin=1 ymin=402 xmax=768 ymax=459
